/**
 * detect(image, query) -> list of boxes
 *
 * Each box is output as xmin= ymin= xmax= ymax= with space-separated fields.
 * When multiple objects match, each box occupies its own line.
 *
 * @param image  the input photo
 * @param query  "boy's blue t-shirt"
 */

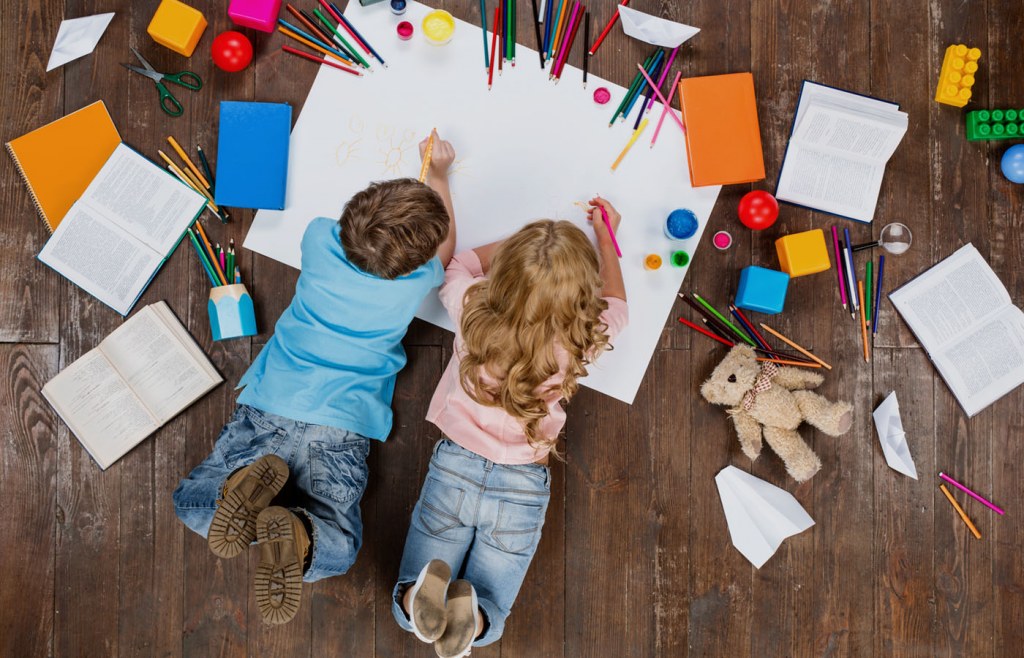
xmin=237 ymin=216 xmax=444 ymax=440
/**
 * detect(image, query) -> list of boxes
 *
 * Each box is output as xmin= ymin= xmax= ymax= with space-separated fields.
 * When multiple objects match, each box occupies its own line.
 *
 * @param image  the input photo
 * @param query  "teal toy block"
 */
xmin=735 ymin=266 xmax=789 ymax=315
xmin=966 ymin=109 xmax=1024 ymax=141
xmin=208 ymin=284 xmax=257 ymax=340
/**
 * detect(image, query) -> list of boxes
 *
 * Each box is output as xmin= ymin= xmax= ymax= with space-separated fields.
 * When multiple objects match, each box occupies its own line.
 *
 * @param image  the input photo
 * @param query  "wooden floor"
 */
xmin=3 ymin=0 xmax=1022 ymax=656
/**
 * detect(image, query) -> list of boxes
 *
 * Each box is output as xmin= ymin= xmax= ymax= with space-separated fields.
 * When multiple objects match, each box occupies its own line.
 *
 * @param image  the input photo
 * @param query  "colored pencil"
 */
xmin=328 ymin=2 xmax=386 ymax=67
xmin=702 ymin=317 xmax=735 ymax=343
xmin=167 ymin=137 xmax=210 ymax=189
xmin=844 ymin=228 xmax=858 ymax=319
xmin=187 ymin=228 xmax=220 ymax=286
xmin=730 ymin=305 xmax=772 ymax=350
xmin=312 ymin=8 xmax=369 ymax=67
xmin=645 ymin=46 xmax=678 ymax=115
xmin=542 ymin=0 xmax=555 ymax=59
xmin=650 ymin=71 xmax=682 ymax=148
xmin=550 ymin=0 xmax=568 ymax=60
xmin=635 ymin=63 xmax=685 ymax=133
xmin=589 ymin=0 xmax=629 ymax=55
xmin=419 ymin=130 xmax=435 ymax=183
xmin=234 ymin=266 xmax=242 ymax=284
xmin=939 ymin=472 xmax=1005 ymax=515
xmin=940 ymin=484 xmax=982 ymax=539
xmin=866 ymin=260 xmax=873 ymax=325
xmin=610 ymin=51 xmax=654 ymax=125
xmin=278 ymin=24 xmax=357 ymax=68
xmin=300 ymin=8 xmax=342 ymax=46
xmin=581 ymin=11 xmax=590 ymax=86
xmin=633 ymin=57 xmax=662 ymax=129
xmin=729 ymin=306 xmax=767 ymax=349
xmin=680 ymin=295 xmax=736 ymax=340
xmin=623 ymin=50 xmax=663 ymax=121
xmin=758 ymin=323 xmax=832 ymax=370
xmin=227 ymin=240 xmax=235 ymax=282
xmin=217 ymin=244 xmax=226 ymax=275
xmin=597 ymin=204 xmax=621 ymax=258
xmin=498 ymin=3 xmax=504 ymax=75
xmin=481 ymin=0 xmax=491 ymax=67
xmin=610 ymin=118 xmax=648 ymax=171
xmin=858 ymin=280 xmax=869 ymax=363
xmin=512 ymin=0 xmax=517 ymax=65
xmin=488 ymin=5 xmax=501 ymax=88
xmin=281 ymin=45 xmax=362 ymax=76
xmin=831 ymin=226 xmax=847 ymax=310
xmin=530 ymin=0 xmax=543 ymax=68
xmin=193 ymin=224 xmax=227 ymax=286
xmin=320 ymin=0 xmax=366 ymax=52
xmin=678 ymin=316 xmax=734 ymax=347
xmin=873 ymin=254 xmax=885 ymax=335
xmin=159 ymin=153 xmax=220 ymax=211
xmin=553 ymin=2 xmax=582 ymax=80
xmin=852 ymin=241 xmax=880 ymax=252
xmin=289 ymin=8 xmax=346 ymax=55
xmin=196 ymin=145 xmax=214 ymax=193
xmin=757 ymin=358 xmax=823 ymax=369
xmin=692 ymin=293 xmax=755 ymax=346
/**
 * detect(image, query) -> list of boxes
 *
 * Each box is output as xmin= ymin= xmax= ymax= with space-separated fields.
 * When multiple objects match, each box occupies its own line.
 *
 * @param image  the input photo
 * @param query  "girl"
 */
xmin=391 ymin=198 xmax=628 ymax=657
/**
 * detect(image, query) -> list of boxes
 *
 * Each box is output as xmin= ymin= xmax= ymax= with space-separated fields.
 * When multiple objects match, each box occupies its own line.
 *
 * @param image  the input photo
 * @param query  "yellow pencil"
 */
xmin=611 ymin=119 xmax=649 ymax=171
xmin=758 ymin=322 xmax=832 ymax=370
xmin=940 ymin=484 xmax=982 ymax=539
xmin=167 ymin=136 xmax=211 ymax=189
xmin=858 ymin=280 xmax=869 ymax=363
xmin=419 ymin=129 xmax=435 ymax=183
xmin=159 ymin=151 xmax=221 ymax=214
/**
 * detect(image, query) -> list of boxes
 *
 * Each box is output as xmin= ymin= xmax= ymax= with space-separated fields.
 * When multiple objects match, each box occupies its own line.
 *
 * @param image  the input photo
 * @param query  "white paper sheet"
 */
xmin=618 ymin=6 xmax=699 ymax=49
xmin=872 ymin=391 xmax=917 ymax=479
xmin=244 ymin=0 xmax=720 ymax=404
xmin=47 ymin=13 xmax=115 ymax=71
xmin=715 ymin=465 xmax=815 ymax=568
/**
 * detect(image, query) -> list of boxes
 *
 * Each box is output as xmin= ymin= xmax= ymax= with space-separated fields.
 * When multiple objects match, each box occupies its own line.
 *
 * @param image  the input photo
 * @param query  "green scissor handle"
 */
xmin=156 ymin=83 xmax=185 ymax=117
xmin=163 ymin=70 xmax=203 ymax=91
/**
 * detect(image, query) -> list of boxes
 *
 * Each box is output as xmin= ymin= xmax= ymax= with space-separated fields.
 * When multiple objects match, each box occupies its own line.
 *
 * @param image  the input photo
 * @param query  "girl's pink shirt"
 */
xmin=426 ymin=250 xmax=629 ymax=464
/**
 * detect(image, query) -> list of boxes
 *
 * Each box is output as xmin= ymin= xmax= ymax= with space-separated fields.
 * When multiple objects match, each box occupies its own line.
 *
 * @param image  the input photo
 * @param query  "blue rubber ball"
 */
xmin=1001 ymin=144 xmax=1024 ymax=184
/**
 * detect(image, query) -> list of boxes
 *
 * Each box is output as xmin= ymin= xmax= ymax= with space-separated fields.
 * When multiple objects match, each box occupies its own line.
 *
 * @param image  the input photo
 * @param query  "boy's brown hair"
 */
xmin=340 ymin=178 xmax=450 ymax=279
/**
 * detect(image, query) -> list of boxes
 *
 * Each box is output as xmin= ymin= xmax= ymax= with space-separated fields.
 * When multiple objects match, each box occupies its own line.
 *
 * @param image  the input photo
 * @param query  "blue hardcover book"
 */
xmin=214 ymin=101 xmax=291 ymax=210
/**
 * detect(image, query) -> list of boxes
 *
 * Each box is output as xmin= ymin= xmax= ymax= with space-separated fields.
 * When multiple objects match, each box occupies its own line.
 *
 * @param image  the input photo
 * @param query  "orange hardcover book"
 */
xmin=6 ymin=101 xmax=121 ymax=232
xmin=678 ymin=72 xmax=766 ymax=187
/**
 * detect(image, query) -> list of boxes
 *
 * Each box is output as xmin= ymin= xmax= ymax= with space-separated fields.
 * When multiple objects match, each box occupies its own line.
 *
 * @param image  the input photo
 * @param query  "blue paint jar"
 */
xmin=390 ymin=0 xmax=407 ymax=15
xmin=665 ymin=208 xmax=699 ymax=240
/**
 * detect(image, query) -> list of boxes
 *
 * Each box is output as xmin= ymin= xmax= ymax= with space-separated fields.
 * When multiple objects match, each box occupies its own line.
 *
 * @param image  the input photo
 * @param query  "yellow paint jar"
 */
xmin=422 ymin=9 xmax=455 ymax=45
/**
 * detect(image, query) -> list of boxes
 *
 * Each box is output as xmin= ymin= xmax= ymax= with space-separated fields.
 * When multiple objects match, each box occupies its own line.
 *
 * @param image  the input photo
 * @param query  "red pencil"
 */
xmin=730 ymin=305 xmax=772 ymax=349
xmin=281 ymin=46 xmax=362 ymax=76
xmin=678 ymin=317 xmax=735 ymax=347
xmin=319 ymin=0 xmax=370 ymax=54
xmin=554 ymin=2 xmax=583 ymax=81
xmin=589 ymin=0 xmax=629 ymax=56
xmin=488 ymin=4 xmax=501 ymax=88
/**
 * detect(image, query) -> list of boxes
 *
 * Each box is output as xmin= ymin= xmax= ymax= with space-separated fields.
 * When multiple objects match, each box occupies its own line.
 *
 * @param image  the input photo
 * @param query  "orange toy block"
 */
xmin=934 ymin=44 xmax=981 ymax=108
xmin=147 ymin=0 xmax=208 ymax=57
xmin=775 ymin=229 xmax=831 ymax=278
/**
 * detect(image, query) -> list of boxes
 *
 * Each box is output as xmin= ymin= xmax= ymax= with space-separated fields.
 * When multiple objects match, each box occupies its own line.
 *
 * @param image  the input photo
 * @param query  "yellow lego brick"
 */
xmin=775 ymin=229 xmax=831 ymax=278
xmin=147 ymin=0 xmax=208 ymax=57
xmin=934 ymin=44 xmax=981 ymax=108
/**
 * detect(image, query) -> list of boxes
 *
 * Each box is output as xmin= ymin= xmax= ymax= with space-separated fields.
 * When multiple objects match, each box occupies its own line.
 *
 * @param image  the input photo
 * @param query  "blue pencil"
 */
xmin=542 ymin=0 xmax=555 ymax=58
xmin=873 ymin=254 xmax=885 ymax=334
xmin=278 ymin=19 xmax=355 ymax=64
xmin=548 ymin=0 xmax=565 ymax=59
xmin=479 ymin=0 xmax=489 ymax=68
xmin=730 ymin=308 xmax=767 ymax=349
xmin=329 ymin=3 xmax=387 ymax=67
xmin=623 ymin=50 xmax=664 ymax=121
xmin=633 ymin=57 xmax=663 ymax=129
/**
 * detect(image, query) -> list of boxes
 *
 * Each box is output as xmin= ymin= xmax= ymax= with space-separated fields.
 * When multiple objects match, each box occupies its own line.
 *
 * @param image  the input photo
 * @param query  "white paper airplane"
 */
xmin=715 ymin=466 xmax=815 ymax=568
xmin=618 ymin=6 xmax=700 ymax=49
xmin=873 ymin=391 xmax=917 ymax=479
xmin=47 ymin=13 xmax=115 ymax=72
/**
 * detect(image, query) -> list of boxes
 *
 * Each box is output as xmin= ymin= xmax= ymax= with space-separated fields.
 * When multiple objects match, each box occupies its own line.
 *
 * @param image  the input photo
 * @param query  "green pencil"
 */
xmin=610 ymin=52 xmax=655 ymax=125
xmin=313 ymin=8 xmax=370 ymax=68
xmin=187 ymin=228 xmax=219 ymax=287
xmin=196 ymin=145 xmax=214 ymax=194
xmin=866 ymin=260 xmax=873 ymax=324
xmin=227 ymin=249 xmax=235 ymax=283
xmin=692 ymin=293 xmax=756 ymax=346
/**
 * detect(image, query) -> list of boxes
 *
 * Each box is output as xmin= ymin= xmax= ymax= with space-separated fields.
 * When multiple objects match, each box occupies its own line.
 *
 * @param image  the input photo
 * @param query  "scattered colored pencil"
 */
xmin=758 ymin=323 xmax=832 ymax=370
xmin=635 ymin=63 xmax=685 ymax=133
xmin=844 ymin=228 xmax=858 ymax=319
xmin=196 ymin=145 xmax=214 ymax=194
xmin=187 ymin=228 xmax=220 ymax=286
xmin=312 ymin=8 xmax=369 ymax=68
xmin=329 ymin=1 xmax=386 ymax=67
xmin=581 ymin=11 xmax=590 ymax=86
xmin=530 ymin=0 xmax=543 ymax=68
xmin=832 ymin=226 xmax=847 ymax=310
xmin=281 ymin=45 xmax=362 ymax=76
xmin=678 ymin=316 xmax=734 ymax=347
xmin=511 ymin=0 xmax=517 ymax=65
xmin=633 ymin=57 xmax=662 ymax=129
xmin=873 ymin=254 xmax=885 ymax=335
xmin=278 ymin=23 xmax=357 ymax=68
xmin=939 ymin=484 xmax=982 ymax=539
xmin=480 ymin=0 xmax=491 ymax=65
xmin=650 ymin=71 xmax=682 ymax=148
xmin=858 ymin=280 xmax=869 ymax=363
xmin=758 ymin=358 xmax=823 ymax=369
xmin=488 ymin=4 xmax=501 ymax=88
xmin=553 ymin=1 xmax=582 ymax=80
xmin=298 ymin=8 xmax=339 ymax=45
xmin=692 ymin=293 xmax=755 ymax=346
xmin=939 ymin=472 xmax=1005 ymax=515
xmin=589 ymin=0 xmax=629 ymax=55
xmin=167 ymin=136 xmax=210 ymax=189
xmin=597 ymin=204 xmax=621 ymax=258
xmin=610 ymin=118 xmax=648 ymax=171
xmin=286 ymin=8 xmax=352 ymax=62
xmin=542 ymin=0 xmax=555 ymax=59
xmin=866 ymin=260 xmax=873 ymax=325
xmin=730 ymin=305 xmax=772 ymax=350
xmin=645 ymin=46 xmax=678 ymax=115
xmin=729 ymin=306 xmax=767 ymax=349
xmin=551 ymin=0 xmax=569 ymax=60
xmin=609 ymin=50 xmax=655 ymax=125
xmin=193 ymin=221 xmax=227 ymax=284
xmin=680 ymin=295 xmax=738 ymax=341
xmin=623 ymin=50 xmax=663 ymax=121
xmin=227 ymin=241 xmax=235 ymax=283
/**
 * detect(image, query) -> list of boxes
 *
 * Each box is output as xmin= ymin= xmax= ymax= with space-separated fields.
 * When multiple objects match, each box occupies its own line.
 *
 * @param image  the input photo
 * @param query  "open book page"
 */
xmin=38 ymin=202 xmax=163 ymax=315
xmin=775 ymin=145 xmax=886 ymax=222
xmin=41 ymin=349 xmax=159 ymax=470
xmin=792 ymin=102 xmax=908 ymax=162
xmin=932 ymin=306 xmax=1024 ymax=416
xmin=79 ymin=143 xmax=205 ymax=254
xmin=98 ymin=302 xmax=221 ymax=424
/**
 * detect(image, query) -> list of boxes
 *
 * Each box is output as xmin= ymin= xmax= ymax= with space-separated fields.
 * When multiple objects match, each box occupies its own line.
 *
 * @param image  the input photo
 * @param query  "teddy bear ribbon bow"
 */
xmin=741 ymin=361 xmax=779 ymax=411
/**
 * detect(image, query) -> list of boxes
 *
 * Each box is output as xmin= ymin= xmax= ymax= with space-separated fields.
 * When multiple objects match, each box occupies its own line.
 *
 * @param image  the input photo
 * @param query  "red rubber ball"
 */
xmin=737 ymin=190 xmax=779 ymax=230
xmin=212 ymin=31 xmax=253 ymax=73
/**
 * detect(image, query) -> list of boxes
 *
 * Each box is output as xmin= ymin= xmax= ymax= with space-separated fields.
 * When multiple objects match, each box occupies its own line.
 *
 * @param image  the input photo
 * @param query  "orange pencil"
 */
xmin=757 ymin=358 xmax=823 ymax=369
xmin=940 ymin=484 xmax=982 ymax=539
xmin=167 ymin=136 xmax=210 ymax=189
xmin=551 ymin=0 xmax=570 ymax=58
xmin=193 ymin=221 xmax=228 ymax=285
xmin=858 ymin=280 xmax=869 ymax=363
xmin=277 ymin=26 xmax=354 ymax=67
xmin=758 ymin=322 xmax=832 ymax=370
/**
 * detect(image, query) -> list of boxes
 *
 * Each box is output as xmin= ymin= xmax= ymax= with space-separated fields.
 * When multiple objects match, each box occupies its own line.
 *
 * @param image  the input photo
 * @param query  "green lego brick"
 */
xmin=966 ymin=109 xmax=1024 ymax=141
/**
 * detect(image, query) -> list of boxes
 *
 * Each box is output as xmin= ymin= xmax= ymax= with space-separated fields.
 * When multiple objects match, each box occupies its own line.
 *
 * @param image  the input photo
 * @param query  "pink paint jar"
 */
xmin=396 ymin=21 xmax=413 ymax=40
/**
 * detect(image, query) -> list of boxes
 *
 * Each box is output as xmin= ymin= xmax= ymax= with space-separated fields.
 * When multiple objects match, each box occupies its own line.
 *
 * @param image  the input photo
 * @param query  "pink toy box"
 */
xmin=228 ymin=0 xmax=282 ymax=32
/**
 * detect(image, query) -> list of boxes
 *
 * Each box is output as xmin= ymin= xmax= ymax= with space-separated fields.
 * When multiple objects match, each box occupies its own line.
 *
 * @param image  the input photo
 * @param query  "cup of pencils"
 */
xmin=186 ymin=225 xmax=256 ymax=340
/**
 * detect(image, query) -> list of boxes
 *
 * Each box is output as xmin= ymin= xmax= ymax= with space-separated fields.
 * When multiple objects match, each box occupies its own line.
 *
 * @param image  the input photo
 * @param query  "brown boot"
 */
xmin=254 ymin=506 xmax=310 ymax=625
xmin=208 ymin=454 xmax=289 ymax=559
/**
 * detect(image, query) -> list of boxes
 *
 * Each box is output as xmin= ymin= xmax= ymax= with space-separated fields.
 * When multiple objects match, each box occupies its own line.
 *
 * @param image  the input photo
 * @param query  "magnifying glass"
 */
xmin=851 ymin=222 xmax=913 ymax=255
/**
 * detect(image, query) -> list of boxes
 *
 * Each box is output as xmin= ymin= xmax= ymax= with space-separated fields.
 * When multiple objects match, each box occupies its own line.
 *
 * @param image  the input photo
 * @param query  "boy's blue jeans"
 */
xmin=392 ymin=439 xmax=551 ymax=646
xmin=172 ymin=404 xmax=370 ymax=582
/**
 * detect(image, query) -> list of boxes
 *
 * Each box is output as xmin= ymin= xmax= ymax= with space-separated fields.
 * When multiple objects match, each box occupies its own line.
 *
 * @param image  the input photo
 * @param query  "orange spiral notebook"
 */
xmin=6 ymin=101 xmax=121 ymax=232
xmin=678 ymin=72 xmax=766 ymax=187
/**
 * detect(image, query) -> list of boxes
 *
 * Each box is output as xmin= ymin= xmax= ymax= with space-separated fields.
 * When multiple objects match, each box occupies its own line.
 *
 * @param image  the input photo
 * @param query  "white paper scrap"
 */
xmin=872 ymin=391 xmax=917 ymax=479
xmin=618 ymin=6 xmax=699 ymax=49
xmin=47 ymin=13 xmax=115 ymax=72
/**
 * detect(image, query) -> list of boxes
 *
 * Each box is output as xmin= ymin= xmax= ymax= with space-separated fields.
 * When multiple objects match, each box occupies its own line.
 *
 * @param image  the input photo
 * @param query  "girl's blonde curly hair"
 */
xmin=458 ymin=220 xmax=612 ymax=455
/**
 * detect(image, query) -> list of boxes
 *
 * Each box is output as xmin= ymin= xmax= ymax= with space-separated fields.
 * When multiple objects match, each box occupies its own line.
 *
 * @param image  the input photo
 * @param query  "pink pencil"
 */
xmin=832 ymin=226 xmax=847 ymax=309
xmin=552 ymin=2 xmax=581 ymax=80
xmin=644 ymin=45 xmax=678 ymax=115
xmin=650 ymin=71 xmax=682 ymax=148
xmin=636 ymin=65 xmax=685 ymax=133
xmin=598 ymin=205 xmax=622 ymax=258
xmin=939 ymin=472 xmax=1005 ymax=515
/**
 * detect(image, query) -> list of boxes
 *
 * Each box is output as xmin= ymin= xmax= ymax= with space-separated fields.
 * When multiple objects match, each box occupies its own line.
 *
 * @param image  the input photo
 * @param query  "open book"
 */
xmin=37 ymin=143 xmax=207 ymax=315
xmin=42 ymin=302 xmax=222 ymax=470
xmin=890 ymin=244 xmax=1024 ymax=417
xmin=776 ymin=81 xmax=908 ymax=223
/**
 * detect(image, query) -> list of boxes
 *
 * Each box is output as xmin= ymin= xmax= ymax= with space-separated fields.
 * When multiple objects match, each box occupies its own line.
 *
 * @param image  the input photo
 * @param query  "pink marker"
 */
xmin=832 ymin=226 xmax=847 ymax=310
xmin=598 ymin=204 xmax=622 ymax=258
xmin=939 ymin=472 xmax=1005 ymax=515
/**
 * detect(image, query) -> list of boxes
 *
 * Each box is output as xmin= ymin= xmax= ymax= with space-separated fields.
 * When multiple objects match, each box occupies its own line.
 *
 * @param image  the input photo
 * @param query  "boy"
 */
xmin=173 ymin=132 xmax=457 ymax=624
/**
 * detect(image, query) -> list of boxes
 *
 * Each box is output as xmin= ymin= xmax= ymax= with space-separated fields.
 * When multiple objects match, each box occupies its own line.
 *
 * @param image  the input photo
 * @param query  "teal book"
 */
xmin=214 ymin=101 xmax=291 ymax=210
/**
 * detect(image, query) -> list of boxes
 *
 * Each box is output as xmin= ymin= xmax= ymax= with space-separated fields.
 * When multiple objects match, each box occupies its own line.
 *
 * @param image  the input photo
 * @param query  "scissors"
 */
xmin=121 ymin=47 xmax=202 ymax=117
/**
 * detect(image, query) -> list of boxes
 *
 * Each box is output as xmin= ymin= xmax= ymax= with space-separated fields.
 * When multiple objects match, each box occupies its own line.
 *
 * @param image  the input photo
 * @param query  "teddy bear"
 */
xmin=700 ymin=344 xmax=853 ymax=482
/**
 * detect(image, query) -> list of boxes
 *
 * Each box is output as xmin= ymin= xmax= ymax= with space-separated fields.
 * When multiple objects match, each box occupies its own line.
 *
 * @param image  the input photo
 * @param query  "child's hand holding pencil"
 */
xmin=418 ymin=129 xmax=455 ymax=182
xmin=586 ymin=196 xmax=622 ymax=258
